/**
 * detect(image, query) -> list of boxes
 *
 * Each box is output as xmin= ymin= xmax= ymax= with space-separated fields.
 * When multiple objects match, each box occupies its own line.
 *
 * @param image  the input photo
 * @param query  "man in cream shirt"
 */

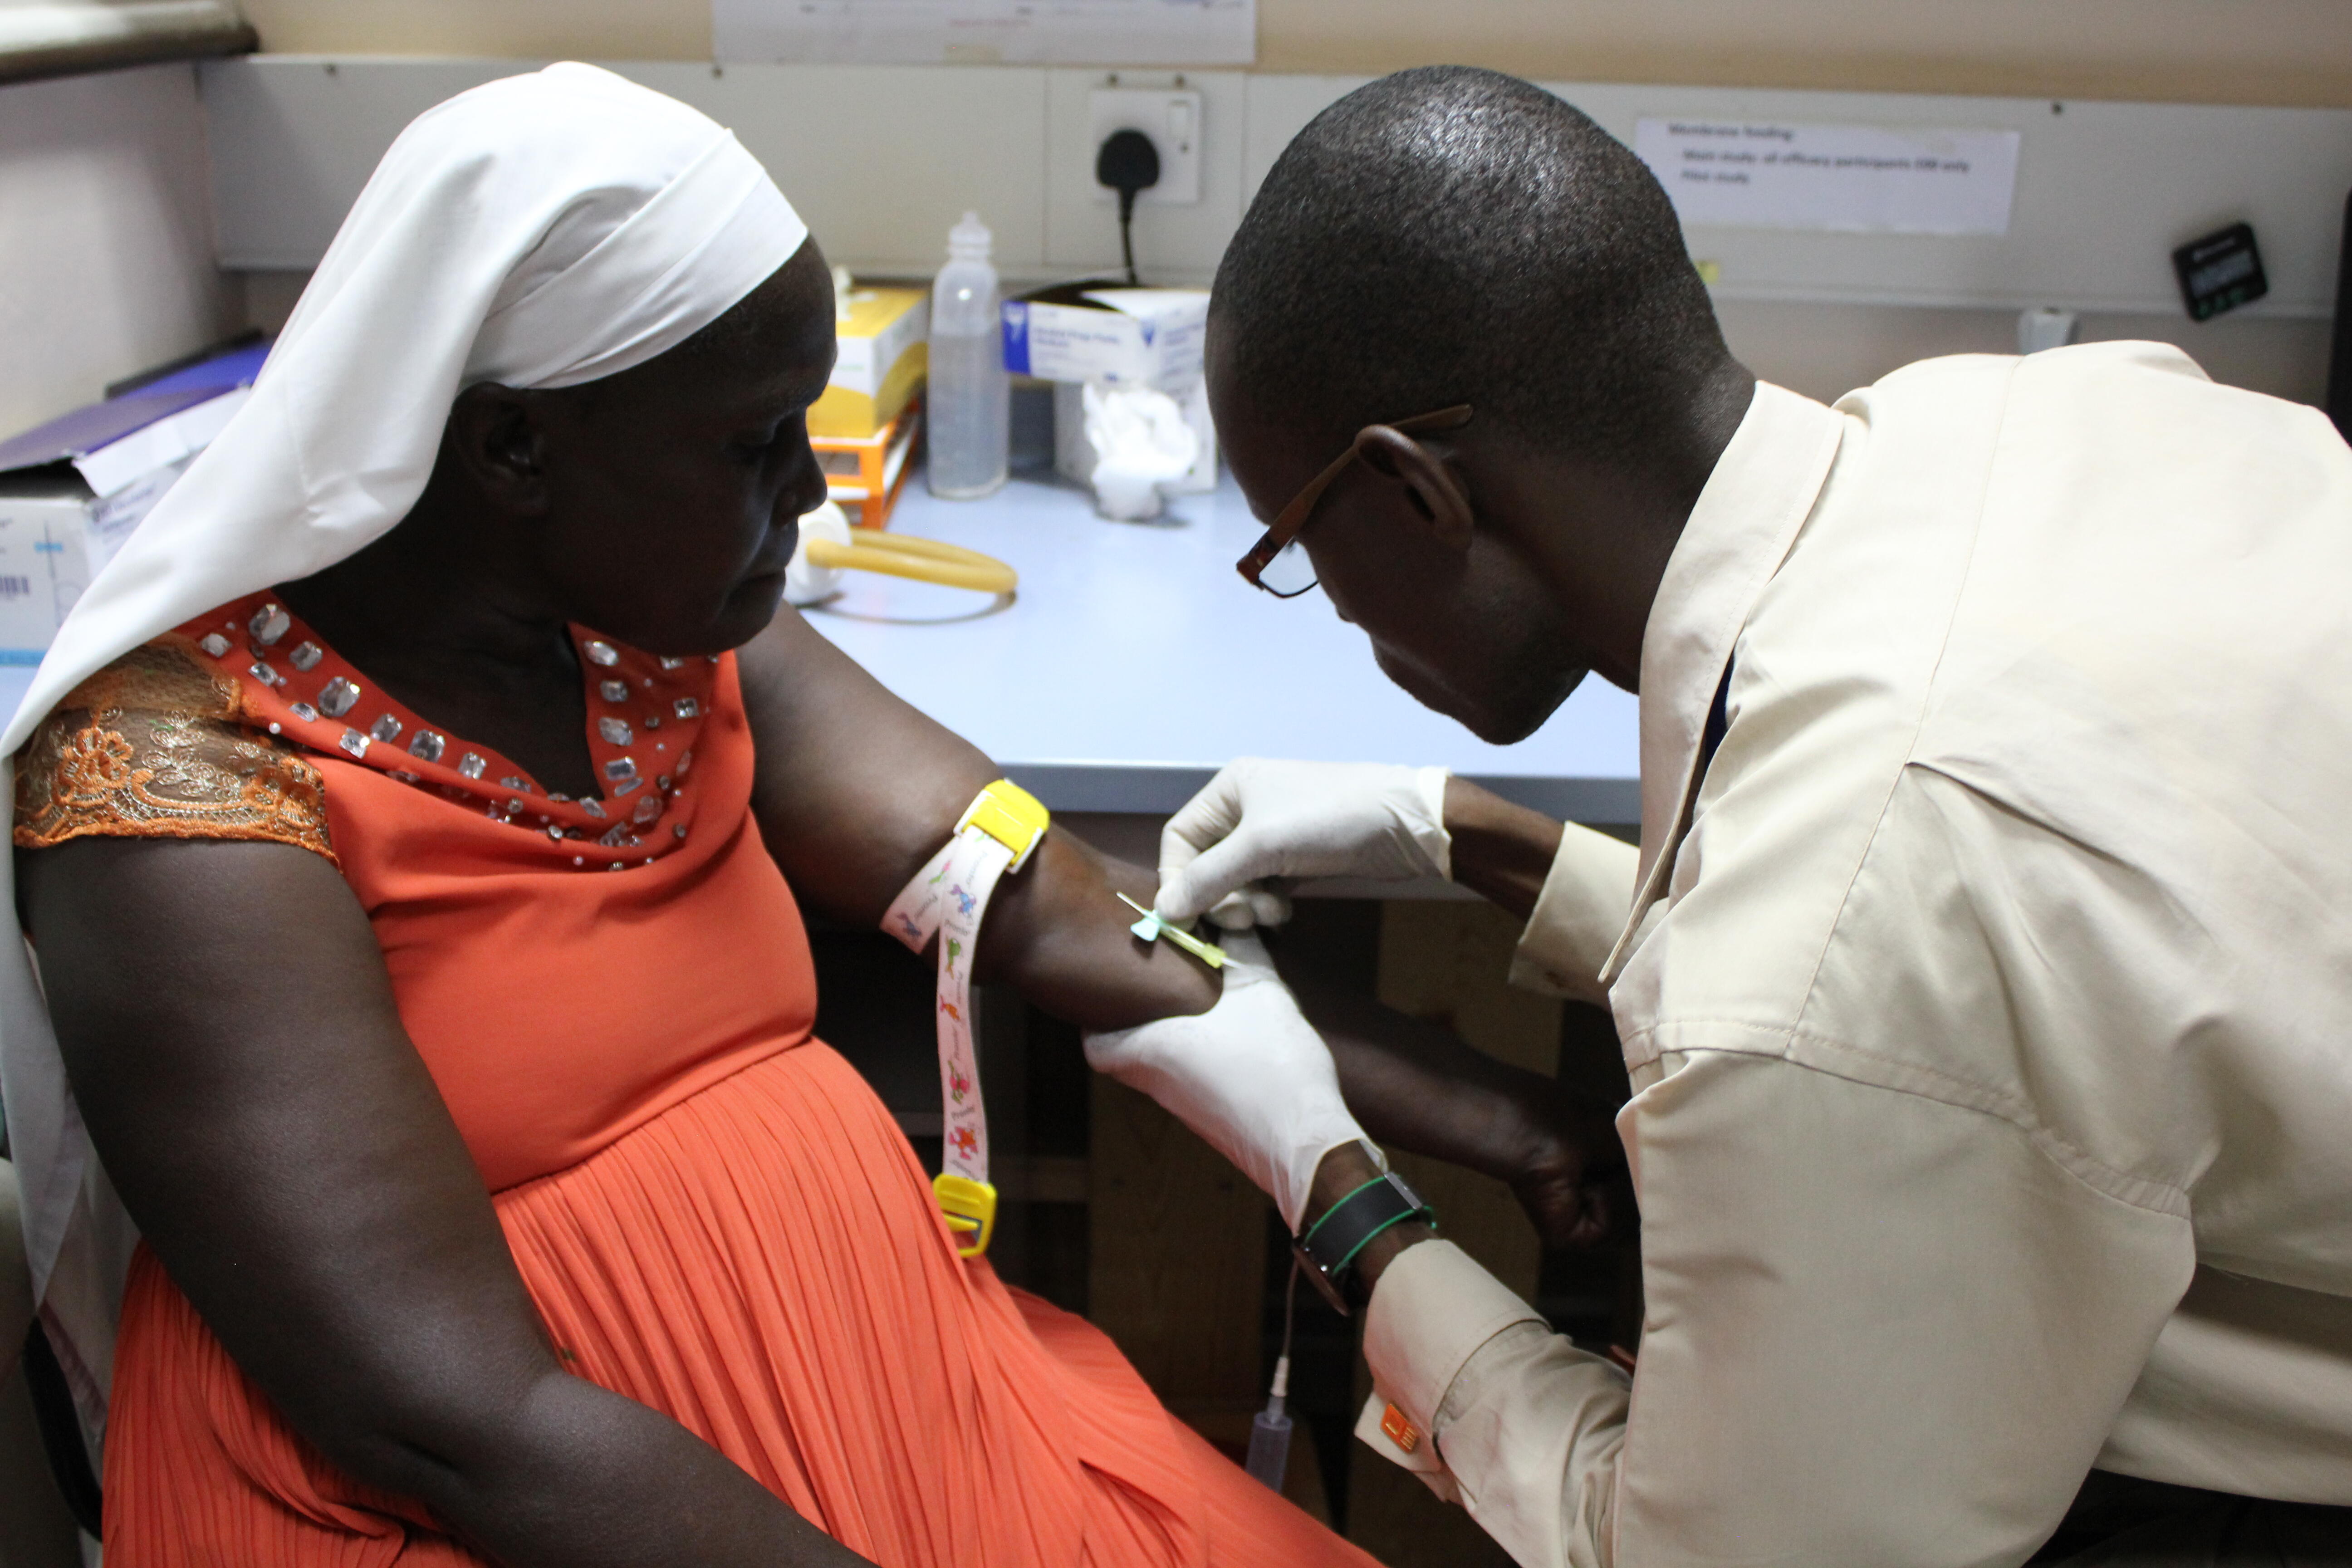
xmin=1132 ymin=66 xmax=2352 ymax=1568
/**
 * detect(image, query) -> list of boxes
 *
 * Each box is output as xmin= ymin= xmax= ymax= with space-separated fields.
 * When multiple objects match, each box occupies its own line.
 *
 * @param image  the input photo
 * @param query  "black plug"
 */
xmin=1095 ymin=128 xmax=1160 ymax=286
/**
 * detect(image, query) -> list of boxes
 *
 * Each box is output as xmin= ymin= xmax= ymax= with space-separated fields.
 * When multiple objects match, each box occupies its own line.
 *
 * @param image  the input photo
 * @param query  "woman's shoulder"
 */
xmin=14 ymin=632 xmax=336 ymax=864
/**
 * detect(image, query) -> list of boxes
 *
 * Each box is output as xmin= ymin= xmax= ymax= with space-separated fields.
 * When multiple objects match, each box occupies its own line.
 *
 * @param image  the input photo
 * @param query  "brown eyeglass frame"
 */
xmin=1235 ymin=405 xmax=1475 ymax=597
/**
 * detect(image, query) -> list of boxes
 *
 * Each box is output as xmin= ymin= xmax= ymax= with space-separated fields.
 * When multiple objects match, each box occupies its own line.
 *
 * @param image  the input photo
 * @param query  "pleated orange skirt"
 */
xmin=103 ymin=1044 xmax=1377 ymax=1568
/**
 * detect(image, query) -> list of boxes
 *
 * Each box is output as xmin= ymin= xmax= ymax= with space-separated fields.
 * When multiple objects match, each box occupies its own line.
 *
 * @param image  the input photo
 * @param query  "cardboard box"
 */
xmin=810 ymin=286 xmax=928 ymax=439
xmin=0 ymin=474 xmax=101 ymax=665
xmin=814 ymin=407 xmax=921 ymax=529
xmin=1000 ymin=283 xmax=1208 ymax=392
xmin=0 ymin=373 xmax=256 ymax=662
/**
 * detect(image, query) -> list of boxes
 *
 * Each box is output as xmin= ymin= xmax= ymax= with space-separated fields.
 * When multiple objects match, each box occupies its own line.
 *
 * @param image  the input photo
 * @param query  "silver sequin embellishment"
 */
xmin=672 ymin=697 xmax=701 ymax=721
xmin=603 ymin=757 xmax=638 ymax=784
xmin=673 ymin=823 xmax=688 ymax=839
xmin=456 ymin=752 xmax=487 ymax=780
xmin=631 ymin=794 xmax=663 ymax=824
xmin=248 ymin=603 xmax=290 ymax=646
xmin=338 ymin=728 xmax=371 ymax=758
xmin=582 ymin=799 xmax=607 ymax=819
xmin=583 ymin=640 xmax=620 ymax=666
xmin=369 ymin=714 xmax=402 ymax=743
xmin=614 ymin=778 xmax=643 ymax=796
xmin=289 ymin=701 xmax=318 ymax=723
xmin=407 ymin=730 xmax=445 ymax=763
xmin=198 ymin=632 xmax=231 ymax=658
xmin=598 ymin=717 xmax=633 ymax=746
xmin=288 ymin=641 xmax=323 ymax=673
xmin=598 ymin=823 xmax=635 ymax=848
xmin=318 ymin=676 xmax=361 ymax=718
xmin=599 ymin=679 xmax=630 ymax=703
xmin=249 ymin=661 xmax=283 ymax=687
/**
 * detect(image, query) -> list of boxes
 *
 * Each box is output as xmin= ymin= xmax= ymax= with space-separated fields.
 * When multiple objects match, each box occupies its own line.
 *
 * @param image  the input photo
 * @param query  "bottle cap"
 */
xmin=948 ymin=211 xmax=993 ymax=260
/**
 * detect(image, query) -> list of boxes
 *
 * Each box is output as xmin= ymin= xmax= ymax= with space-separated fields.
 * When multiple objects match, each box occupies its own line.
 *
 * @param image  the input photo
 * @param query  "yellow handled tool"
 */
xmin=788 ymin=500 xmax=1016 ymax=605
xmin=804 ymin=533 xmax=1018 ymax=597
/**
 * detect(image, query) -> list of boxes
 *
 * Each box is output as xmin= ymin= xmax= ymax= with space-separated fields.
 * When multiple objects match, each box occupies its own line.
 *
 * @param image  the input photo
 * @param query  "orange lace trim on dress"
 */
xmin=12 ymin=635 xmax=336 ymax=864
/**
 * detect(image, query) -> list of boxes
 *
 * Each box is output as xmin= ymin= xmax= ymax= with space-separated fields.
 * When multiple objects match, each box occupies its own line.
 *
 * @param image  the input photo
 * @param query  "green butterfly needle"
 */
xmin=1117 ymin=893 xmax=1227 ymax=969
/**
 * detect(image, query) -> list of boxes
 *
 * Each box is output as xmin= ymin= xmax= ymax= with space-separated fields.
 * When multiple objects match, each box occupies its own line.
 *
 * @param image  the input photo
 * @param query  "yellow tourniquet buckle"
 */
xmin=956 ymin=779 xmax=1050 ymax=873
xmin=934 ymin=1172 xmax=999 ymax=1259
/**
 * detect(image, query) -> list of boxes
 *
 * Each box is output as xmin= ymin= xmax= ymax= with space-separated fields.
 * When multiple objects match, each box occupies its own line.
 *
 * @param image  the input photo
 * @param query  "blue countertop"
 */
xmin=807 ymin=470 xmax=1639 ymax=823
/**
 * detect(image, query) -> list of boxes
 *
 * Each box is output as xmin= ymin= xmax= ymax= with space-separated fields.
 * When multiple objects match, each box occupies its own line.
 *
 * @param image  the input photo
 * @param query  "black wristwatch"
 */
xmin=1292 ymin=1154 xmax=1436 ymax=1316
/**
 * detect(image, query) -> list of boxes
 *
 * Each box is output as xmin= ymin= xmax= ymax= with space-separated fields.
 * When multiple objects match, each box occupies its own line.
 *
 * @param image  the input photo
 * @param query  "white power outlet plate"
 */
xmin=1088 ymin=87 xmax=1202 ymax=206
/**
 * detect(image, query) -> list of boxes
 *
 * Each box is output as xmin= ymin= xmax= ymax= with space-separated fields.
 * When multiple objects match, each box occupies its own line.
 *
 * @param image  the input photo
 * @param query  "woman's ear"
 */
xmin=445 ymin=383 xmax=553 ymax=515
xmin=1353 ymin=425 xmax=1474 ymax=550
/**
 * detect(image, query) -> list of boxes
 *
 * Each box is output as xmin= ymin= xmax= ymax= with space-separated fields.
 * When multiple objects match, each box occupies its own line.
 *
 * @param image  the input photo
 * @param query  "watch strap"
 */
xmin=1294 ymin=1165 xmax=1435 ymax=1315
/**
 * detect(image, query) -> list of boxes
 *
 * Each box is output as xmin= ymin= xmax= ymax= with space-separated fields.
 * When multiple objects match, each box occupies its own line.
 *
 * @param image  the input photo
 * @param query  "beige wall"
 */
xmin=237 ymin=0 xmax=2352 ymax=108
xmin=219 ymin=5 xmax=2352 ymax=407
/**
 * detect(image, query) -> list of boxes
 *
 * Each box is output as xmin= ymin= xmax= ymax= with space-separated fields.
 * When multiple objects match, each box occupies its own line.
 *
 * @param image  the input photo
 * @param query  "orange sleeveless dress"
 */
xmin=14 ymin=594 xmax=1377 ymax=1568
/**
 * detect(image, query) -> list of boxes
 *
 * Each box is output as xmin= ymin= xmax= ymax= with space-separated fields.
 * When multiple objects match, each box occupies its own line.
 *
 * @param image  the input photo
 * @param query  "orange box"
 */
xmin=813 ymin=405 xmax=921 ymax=530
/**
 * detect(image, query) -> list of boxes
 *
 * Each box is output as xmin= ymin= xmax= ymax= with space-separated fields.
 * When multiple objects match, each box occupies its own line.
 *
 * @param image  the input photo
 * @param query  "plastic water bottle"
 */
xmin=927 ymin=211 xmax=1009 ymax=499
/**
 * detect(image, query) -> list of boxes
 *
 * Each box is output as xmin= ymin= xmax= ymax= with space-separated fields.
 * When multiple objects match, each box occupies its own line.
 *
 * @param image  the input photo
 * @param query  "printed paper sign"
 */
xmin=715 ymin=0 xmax=1255 ymax=66
xmin=1634 ymin=119 xmax=2021 ymax=235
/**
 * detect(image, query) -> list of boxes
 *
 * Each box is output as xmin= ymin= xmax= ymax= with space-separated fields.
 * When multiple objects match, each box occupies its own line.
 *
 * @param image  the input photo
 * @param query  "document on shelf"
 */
xmin=713 ymin=0 xmax=1255 ymax=66
xmin=1634 ymin=118 xmax=2022 ymax=235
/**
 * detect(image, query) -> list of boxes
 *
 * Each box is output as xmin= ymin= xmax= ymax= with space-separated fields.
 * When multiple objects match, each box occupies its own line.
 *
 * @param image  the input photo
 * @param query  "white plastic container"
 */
xmin=926 ymin=211 xmax=1009 ymax=499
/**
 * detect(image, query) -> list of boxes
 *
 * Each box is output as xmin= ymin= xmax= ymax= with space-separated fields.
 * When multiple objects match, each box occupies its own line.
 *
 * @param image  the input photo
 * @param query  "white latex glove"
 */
xmin=1155 ymin=759 xmax=1452 ymax=929
xmin=1083 ymin=933 xmax=1371 ymax=1231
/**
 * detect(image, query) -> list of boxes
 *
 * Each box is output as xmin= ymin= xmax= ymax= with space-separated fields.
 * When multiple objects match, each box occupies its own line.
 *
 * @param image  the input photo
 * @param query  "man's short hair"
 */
xmin=1212 ymin=66 xmax=1728 ymax=465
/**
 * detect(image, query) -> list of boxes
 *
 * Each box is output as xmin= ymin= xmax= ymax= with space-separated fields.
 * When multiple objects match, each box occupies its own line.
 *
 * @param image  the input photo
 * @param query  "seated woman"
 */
xmin=4 ymin=65 xmax=1611 ymax=1568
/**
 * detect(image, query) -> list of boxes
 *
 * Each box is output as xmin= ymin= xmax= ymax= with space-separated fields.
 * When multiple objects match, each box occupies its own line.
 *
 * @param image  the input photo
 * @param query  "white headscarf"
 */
xmin=0 ymin=62 xmax=808 ymax=1439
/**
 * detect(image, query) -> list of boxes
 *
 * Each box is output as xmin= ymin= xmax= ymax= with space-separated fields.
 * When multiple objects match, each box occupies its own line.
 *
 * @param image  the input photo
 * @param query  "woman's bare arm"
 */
xmin=20 ymin=835 xmax=868 ymax=1568
xmin=734 ymin=608 xmax=1217 ymax=1031
xmin=733 ymin=612 xmax=1627 ymax=1244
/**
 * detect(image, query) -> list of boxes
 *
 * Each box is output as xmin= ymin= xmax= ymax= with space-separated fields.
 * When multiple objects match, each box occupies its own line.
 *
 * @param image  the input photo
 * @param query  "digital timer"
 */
xmin=2171 ymin=223 xmax=2269 ymax=322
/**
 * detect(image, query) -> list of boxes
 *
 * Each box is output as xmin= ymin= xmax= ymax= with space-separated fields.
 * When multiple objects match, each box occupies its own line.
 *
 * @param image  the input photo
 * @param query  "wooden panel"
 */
xmin=1086 ymin=1077 xmax=1269 ymax=1439
xmin=1347 ymin=900 xmax=1560 ymax=1568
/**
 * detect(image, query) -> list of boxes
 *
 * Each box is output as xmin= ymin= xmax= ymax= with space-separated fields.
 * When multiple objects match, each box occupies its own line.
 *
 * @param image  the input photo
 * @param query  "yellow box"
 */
xmin=811 ymin=286 xmax=928 ymax=439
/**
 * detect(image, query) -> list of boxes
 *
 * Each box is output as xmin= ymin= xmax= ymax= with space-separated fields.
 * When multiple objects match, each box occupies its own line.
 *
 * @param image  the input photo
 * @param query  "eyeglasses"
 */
xmin=1235 ymin=405 xmax=1475 ymax=598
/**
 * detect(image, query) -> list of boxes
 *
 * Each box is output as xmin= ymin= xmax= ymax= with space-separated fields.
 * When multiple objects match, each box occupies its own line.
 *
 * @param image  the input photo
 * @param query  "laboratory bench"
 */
xmin=807 ymin=465 xmax=1640 ymax=828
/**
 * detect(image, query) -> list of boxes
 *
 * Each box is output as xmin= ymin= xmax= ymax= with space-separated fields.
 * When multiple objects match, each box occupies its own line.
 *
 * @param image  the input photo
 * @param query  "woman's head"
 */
xmin=428 ymin=239 xmax=838 ymax=656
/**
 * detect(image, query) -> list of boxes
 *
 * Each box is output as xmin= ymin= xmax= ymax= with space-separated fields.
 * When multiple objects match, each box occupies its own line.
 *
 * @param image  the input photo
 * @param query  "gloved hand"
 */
xmin=1155 ymin=759 xmax=1452 ymax=929
xmin=1083 ymin=933 xmax=1370 ymax=1232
